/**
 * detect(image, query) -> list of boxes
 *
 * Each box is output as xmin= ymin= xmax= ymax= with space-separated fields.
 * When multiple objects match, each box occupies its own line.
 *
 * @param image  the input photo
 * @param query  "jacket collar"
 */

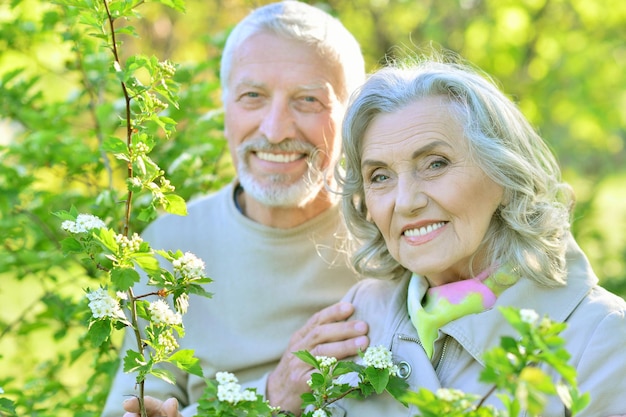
xmin=441 ymin=235 xmax=597 ymax=365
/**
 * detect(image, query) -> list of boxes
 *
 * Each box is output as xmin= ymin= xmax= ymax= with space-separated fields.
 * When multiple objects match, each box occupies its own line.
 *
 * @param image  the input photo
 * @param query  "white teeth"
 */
xmin=256 ymin=152 xmax=302 ymax=163
xmin=404 ymin=222 xmax=446 ymax=237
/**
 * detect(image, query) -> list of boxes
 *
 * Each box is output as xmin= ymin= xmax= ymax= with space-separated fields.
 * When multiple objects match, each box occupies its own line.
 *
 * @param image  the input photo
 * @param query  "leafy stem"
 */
xmin=102 ymin=0 xmax=134 ymax=238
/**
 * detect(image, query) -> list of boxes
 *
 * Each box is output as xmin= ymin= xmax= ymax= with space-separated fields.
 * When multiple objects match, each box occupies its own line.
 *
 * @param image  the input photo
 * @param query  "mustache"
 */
xmin=237 ymin=137 xmax=317 ymax=156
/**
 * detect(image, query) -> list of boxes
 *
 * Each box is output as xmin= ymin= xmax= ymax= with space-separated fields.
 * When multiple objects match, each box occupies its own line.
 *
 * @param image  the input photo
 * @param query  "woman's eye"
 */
xmin=429 ymin=158 xmax=448 ymax=170
xmin=370 ymin=173 xmax=389 ymax=183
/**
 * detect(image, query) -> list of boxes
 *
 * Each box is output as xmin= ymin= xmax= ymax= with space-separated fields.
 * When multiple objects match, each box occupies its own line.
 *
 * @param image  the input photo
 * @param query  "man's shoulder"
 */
xmin=142 ymin=185 xmax=233 ymax=237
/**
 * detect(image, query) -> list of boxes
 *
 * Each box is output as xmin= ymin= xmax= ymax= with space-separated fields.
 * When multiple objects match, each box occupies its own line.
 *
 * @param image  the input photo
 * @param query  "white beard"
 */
xmin=237 ymin=158 xmax=325 ymax=208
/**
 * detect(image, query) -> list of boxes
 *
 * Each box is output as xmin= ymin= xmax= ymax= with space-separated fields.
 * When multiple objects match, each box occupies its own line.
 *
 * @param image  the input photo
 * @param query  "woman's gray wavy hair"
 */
xmin=220 ymin=0 xmax=365 ymax=104
xmin=337 ymin=57 xmax=574 ymax=286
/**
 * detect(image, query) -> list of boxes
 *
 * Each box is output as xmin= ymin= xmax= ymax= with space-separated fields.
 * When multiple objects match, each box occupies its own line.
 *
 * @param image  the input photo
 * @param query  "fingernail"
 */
xmin=354 ymin=321 xmax=367 ymax=332
xmin=355 ymin=336 xmax=369 ymax=348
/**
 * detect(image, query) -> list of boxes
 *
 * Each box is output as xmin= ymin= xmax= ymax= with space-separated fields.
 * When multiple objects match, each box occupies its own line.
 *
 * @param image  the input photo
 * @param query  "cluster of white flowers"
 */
xmin=172 ymin=252 xmax=205 ymax=280
xmin=159 ymin=177 xmax=175 ymax=193
xmin=316 ymin=355 xmax=337 ymax=370
xmin=148 ymin=299 xmax=182 ymax=326
xmin=158 ymin=330 xmax=179 ymax=354
xmin=61 ymin=214 xmax=106 ymax=234
xmin=520 ymin=308 xmax=540 ymax=324
xmin=86 ymin=288 xmax=125 ymax=320
xmin=363 ymin=345 xmax=399 ymax=376
xmin=215 ymin=372 xmax=257 ymax=404
xmin=436 ymin=388 xmax=473 ymax=408
xmin=312 ymin=409 xmax=329 ymax=417
xmin=114 ymin=232 xmax=143 ymax=252
xmin=133 ymin=141 xmax=150 ymax=155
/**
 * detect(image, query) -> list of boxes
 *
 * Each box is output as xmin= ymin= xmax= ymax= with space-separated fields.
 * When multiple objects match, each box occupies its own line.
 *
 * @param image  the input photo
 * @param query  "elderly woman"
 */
xmin=334 ymin=59 xmax=626 ymax=416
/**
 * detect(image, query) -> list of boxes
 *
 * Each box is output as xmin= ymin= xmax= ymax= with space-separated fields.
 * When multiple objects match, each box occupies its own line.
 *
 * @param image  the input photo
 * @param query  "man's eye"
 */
xmin=244 ymin=92 xmax=260 ymax=98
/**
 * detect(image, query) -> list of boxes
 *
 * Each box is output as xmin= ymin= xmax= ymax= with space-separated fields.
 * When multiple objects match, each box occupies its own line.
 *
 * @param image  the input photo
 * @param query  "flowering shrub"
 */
xmin=39 ymin=0 xmax=217 ymax=414
xmin=195 ymin=307 xmax=589 ymax=417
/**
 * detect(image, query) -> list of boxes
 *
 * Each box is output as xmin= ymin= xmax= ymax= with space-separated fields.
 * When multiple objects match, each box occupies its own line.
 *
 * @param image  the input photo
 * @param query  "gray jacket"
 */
xmin=334 ymin=238 xmax=626 ymax=417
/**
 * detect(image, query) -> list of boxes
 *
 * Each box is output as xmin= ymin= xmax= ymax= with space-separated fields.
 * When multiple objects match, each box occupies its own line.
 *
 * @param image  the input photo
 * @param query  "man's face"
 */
xmin=223 ymin=32 xmax=346 ymax=208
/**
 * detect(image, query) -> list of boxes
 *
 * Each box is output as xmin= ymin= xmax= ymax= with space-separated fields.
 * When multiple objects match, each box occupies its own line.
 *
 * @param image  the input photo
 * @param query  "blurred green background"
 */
xmin=1 ymin=0 xmax=624 ymax=415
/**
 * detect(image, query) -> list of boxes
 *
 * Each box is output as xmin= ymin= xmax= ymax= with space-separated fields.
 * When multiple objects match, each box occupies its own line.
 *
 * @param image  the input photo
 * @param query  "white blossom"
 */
xmin=363 ymin=345 xmax=399 ymax=375
xmin=312 ymin=409 xmax=329 ymax=417
xmin=86 ymin=288 xmax=125 ymax=320
xmin=315 ymin=355 xmax=337 ymax=370
xmin=148 ymin=299 xmax=182 ymax=326
xmin=216 ymin=371 xmax=238 ymax=385
xmin=215 ymin=372 xmax=257 ymax=404
xmin=62 ymin=213 xmax=106 ymax=234
xmin=158 ymin=330 xmax=179 ymax=354
xmin=436 ymin=388 xmax=474 ymax=408
xmin=172 ymin=252 xmax=205 ymax=280
xmin=520 ymin=308 xmax=540 ymax=324
xmin=115 ymin=232 xmax=143 ymax=252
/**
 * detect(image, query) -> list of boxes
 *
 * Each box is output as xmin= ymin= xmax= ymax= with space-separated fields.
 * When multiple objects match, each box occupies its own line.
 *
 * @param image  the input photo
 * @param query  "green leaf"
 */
xmin=123 ymin=350 xmax=148 ymax=374
xmin=167 ymin=349 xmax=203 ymax=377
xmin=385 ymin=375 xmax=410 ymax=404
xmin=365 ymin=367 xmax=390 ymax=394
xmin=111 ymin=267 xmax=140 ymax=291
xmin=334 ymin=361 xmax=361 ymax=375
xmin=102 ymin=136 xmax=128 ymax=154
xmin=53 ymin=207 xmax=78 ymax=221
xmin=60 ymin=237 xmax=83 ymax=254
xmin=163 ymin=193 xmax=187 ymax=216
xmin=93 ymin=227 xmax=119 ymax=253
xmin=136 ymin=300 xmax=151 ymax=321
xmin=87 ymin=319 xmax=112 ymax=347
xmin=154 ymin=0 xmax=186 ymax=13
xmin=293 ymin=350 xmax=319 ymax=368
xmin=137 ymin=204 xmax=158 ymax=222
xmin=151 ymin=368 xmax=176 ymax=385
xmin=132 ymin=252 xmax=161 ymax=275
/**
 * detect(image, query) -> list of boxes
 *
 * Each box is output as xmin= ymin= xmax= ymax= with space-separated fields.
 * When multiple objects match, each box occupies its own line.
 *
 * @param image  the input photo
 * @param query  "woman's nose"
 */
xmin=395 ymin=175 xmax=428 ymax=214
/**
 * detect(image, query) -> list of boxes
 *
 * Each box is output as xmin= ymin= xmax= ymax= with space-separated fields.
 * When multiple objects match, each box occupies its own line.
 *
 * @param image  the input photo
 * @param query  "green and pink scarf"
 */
xmin=407 ymin=266 xmax=518 ymax=358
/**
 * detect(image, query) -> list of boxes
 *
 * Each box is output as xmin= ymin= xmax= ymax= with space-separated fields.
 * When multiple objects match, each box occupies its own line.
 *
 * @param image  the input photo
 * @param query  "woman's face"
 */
xmin=361 ymin=96 xmax=504 ymax=286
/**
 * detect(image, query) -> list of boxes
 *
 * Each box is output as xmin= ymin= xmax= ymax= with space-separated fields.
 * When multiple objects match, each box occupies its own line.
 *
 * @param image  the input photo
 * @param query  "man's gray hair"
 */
xmin=220 ymin=1 xmax=365 ymax=103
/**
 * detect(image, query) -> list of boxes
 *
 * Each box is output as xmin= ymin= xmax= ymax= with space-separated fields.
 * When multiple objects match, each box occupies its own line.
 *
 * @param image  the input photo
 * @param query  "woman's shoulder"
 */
xmin=343 ymin=277 xmax=408 ymax=319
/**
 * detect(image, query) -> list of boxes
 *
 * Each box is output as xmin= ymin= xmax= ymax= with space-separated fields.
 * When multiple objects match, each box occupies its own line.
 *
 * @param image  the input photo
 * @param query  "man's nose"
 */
xmin=259 ymin=98 xmax=297 ymax=143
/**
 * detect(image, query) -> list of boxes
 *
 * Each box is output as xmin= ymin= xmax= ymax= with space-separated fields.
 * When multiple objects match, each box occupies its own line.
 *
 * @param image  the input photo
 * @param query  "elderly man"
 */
xmin=101 ymin=1 xmax=368 ymax=416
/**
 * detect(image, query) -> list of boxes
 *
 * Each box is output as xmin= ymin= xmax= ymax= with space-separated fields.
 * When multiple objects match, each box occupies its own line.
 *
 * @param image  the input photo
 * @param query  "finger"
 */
xmin=292 ymin=318 xmax=369 ymax=351
xmin=309 ymin=334 xmax=370 ymax=360
xmin=143 ymin=396 xmax=166 ymax=413
xmin=161 ymin=398 xmax=181 ymax=417
xmin=292 ymin=302 xmax=362 ymax=344
xmin=123 ymin=396 xmax=166 ymax=416
xmin=122 ymin=397 xmax=140 ymax=413
xmin=307 ymin=301 xmax=356 ymax=326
